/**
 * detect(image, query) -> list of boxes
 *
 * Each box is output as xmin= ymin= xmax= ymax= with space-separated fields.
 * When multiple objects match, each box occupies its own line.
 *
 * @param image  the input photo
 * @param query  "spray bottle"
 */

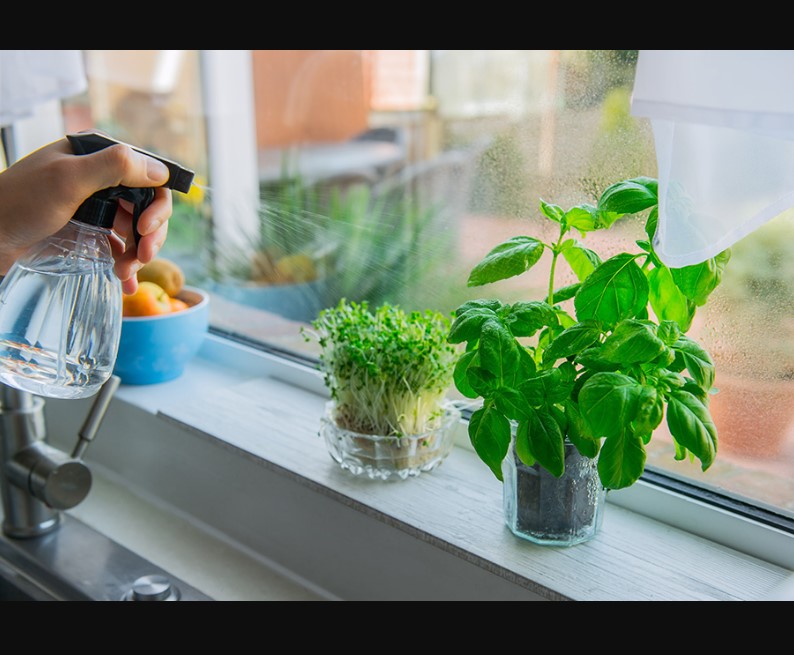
xmin=0 ymin=132 xmax=195 ymax=400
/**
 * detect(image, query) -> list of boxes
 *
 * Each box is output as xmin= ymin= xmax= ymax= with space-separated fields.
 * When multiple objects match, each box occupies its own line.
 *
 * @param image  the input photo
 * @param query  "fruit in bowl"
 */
xmin=122 ymin=281 xmax=175 ymax=317
xmin=136 ymin=257 xmax=185 ymax=296
xmin=114 ymin=259 xmax=209 ymax=385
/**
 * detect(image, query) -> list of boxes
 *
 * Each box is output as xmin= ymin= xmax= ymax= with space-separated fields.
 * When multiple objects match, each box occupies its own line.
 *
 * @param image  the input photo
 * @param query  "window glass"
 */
xmin=62 ymin=49 xmax=794 ymax=523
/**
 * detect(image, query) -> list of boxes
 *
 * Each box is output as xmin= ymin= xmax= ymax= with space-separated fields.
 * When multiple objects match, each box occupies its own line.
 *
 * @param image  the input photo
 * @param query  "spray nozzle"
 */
xmin=66 ymin=132 xmax=196 ymax=246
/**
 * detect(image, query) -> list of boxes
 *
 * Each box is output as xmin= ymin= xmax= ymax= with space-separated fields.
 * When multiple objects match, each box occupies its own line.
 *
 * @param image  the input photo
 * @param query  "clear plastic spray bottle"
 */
xmin=0 ymin=132 xmax=195 ymax=399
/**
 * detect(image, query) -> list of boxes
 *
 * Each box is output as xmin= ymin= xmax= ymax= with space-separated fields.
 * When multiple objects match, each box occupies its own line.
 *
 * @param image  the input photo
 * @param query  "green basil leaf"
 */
xmin=574 ymin=253 xmax=649 ymax=327
xmin=632 ymin=385 xmax=664 ymax=435
xmin=557 ymin=360 xmax=578 ymax=384
xmin=555 ymin=308 xmax=577 ymax=329
xmin=600 ymin=319 xmax=666 ymax=365
xmin=579 ymin=371 xmax=642 ymax=438
xmin=597 ymin=209 xmax=623 ymax=229
xmin=468 ymin=236 xmax=544 ymax=287
xmin=658 ymin=369 xmax=687 ymax=391
xmin=494 ymin=387 xmax=531 ymax=420
xmin=574 ymin=346 xmax=620 ymax=372
xmin=468 ymin=405 xmax=511 ymax=480
xmin=478 ymin=318 xmax=521 ymax=385
xmin=539 ymin=199 xmax=564 ymax=223
xmin=670 ymin=335 xmax=715 ymax=391
xmin=518 ymin=376 xmax=546 ymax=408
xmin=537 ymin=367 xmax=575 ymax=404
xmin=549 ymin=403 xmax=568 ymax=434
xmin=572 ymin=368 xmax=598 ymax=399
xmin=670 ymin=249 xmax=731 ymax=306
xmin=645 ymin=206 xmax=658 ymax=242
xmin=597 ymin=430 xmax=647 ymax=490
xmin=454 ymin=299 xmax=504 ymax=315
xmin=448 ymin=306 xmax=499 ymax=344
xmin=506 ymin=300 xmax=558 ymax=337
xmin=510 ymin=346 xmax=537 ymax=387
xmin=647 ymin=265 xmax=694 ymax=331
xmin=543 ymin=322 xmax=602 ymax=364
xmin=666 ymin=389 xmax=718 ymax=470
xmin=514 ymin=420 xmax=536 ymax=467
xmin=657 ymin=320 xmax=681 ymax=346
xmin=466 ymin=365 xmax=498 ymax=397
xmin=653 ymin=345 xmax=676 ymax=368
xmin=598 ymin=177 xmax=658 ymax=215
xmin=560 ymin=238 xmax=602 ymax=281
xmin=552 ymin=283 xmax=580 ymax=303
xmin=564 ymin=204 xmax=599 ymax=232
xmin=526 ymin=407 xmax=565 ymax=477
xmin=453 ymin=350 xmax=479 ymax=399
xmin=536 ymin=327 xmax=554 ymax=359
xmin=564 ymin=400 xmax=600 ymax=458
xmin=682 ymin=379 xmax=711 ymax=405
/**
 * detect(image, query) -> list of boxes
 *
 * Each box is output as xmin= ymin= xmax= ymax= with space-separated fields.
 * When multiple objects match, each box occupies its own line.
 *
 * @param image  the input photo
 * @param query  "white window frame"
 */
xmin=199 ymin=50 xmax=260 ymax=266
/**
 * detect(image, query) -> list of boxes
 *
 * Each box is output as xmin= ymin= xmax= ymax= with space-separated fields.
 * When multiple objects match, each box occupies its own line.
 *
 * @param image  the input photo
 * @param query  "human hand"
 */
xmin=0 ymin=136 xmax=173 ymax=294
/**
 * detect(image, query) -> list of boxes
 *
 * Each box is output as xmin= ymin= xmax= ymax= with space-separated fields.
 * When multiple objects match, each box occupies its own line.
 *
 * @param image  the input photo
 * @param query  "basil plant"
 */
xmin=448 ymin=177 xmax=729 ymax=490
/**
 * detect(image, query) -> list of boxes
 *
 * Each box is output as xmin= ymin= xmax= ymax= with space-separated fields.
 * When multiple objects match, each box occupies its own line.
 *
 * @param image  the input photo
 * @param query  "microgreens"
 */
xmin=304 ymin=300 xmax=457 ymax=437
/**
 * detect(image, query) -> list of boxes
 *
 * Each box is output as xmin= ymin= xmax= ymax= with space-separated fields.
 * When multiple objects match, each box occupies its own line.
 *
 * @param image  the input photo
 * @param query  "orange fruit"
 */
xmin=123 ymin=281 xmax=173 ymax=317
xmin=169 ymin=297 xmax=189 ymax=313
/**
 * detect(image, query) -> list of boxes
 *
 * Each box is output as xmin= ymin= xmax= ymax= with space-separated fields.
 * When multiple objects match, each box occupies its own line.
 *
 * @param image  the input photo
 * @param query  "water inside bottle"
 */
xmin=0 ymin=259 xmax=122 ymax=399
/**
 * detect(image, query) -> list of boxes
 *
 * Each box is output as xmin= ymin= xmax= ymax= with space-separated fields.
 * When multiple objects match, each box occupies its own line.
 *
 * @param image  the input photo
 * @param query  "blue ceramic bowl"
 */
xmin=114 ymin=286 xmax=209 ymax=385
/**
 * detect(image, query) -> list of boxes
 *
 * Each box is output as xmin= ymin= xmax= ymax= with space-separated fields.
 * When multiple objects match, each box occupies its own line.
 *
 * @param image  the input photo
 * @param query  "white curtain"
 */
xmin=0 ymin=50 xmax=86 ymax=127
xmin=631 ymin=50 xmax=794 ymax=267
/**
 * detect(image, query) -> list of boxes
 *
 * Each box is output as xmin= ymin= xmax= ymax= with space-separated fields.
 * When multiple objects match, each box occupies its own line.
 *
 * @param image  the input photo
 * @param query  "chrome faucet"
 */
xmin=0 ymin=376 xmax=214 ymax=600
xmin=0 ymin=376 xmax=120 ymax=538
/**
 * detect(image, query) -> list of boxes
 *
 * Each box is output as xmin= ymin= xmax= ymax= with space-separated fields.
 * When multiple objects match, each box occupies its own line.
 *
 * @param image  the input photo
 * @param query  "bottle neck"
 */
xmin=69 ymin=218 xmax=113 ymax=236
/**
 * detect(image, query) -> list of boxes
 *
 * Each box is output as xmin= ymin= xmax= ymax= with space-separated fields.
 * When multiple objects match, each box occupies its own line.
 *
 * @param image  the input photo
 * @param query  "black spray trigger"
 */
xmin=65 ymin=132 xmax=195 ymax=247
xmin=119 ymin=187 xmax=156 ymax=247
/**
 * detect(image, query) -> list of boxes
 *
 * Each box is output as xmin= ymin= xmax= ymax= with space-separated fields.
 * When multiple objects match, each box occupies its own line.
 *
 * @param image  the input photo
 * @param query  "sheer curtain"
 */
xmin=0 ymin=50 xmax=86 ymax=127
xmin=0 ymin=50 xmax=87 ymax=165
xmin=631 ymin=50 xmax=794 ymax=267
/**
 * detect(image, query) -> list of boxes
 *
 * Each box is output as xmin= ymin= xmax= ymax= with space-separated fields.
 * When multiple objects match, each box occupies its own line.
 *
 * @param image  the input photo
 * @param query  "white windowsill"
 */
xmin=46 ymin=334 xmax=794 ymax=601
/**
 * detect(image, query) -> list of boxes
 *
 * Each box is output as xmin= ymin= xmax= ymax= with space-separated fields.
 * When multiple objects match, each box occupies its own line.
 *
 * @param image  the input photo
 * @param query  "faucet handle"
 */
xmin=22 ymin=442 xmax=93 ymax=510
xmin=72 ymin=375 xmax=121 ymax=460
xmin=1 ymin=375 xmax=122 ymax=535
xmin=25 ymin=374 xmax=121 ymax=511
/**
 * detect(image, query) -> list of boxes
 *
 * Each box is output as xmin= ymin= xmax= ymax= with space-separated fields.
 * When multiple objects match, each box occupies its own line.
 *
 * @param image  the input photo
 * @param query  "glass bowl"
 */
xmin=319 ymin=401 xmax=461 ymax=481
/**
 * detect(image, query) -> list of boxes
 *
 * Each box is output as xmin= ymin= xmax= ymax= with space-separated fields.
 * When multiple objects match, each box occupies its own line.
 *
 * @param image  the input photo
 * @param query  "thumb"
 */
xmin=73 ymin=143 xmax=170 ymax=192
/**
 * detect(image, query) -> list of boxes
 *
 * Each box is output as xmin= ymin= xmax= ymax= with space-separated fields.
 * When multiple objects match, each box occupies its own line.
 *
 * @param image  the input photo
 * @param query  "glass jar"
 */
xmin=502 ymin=436 xmax=606 ymax=546
xmin=319 ymin=401 xmax=461 ymax=481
